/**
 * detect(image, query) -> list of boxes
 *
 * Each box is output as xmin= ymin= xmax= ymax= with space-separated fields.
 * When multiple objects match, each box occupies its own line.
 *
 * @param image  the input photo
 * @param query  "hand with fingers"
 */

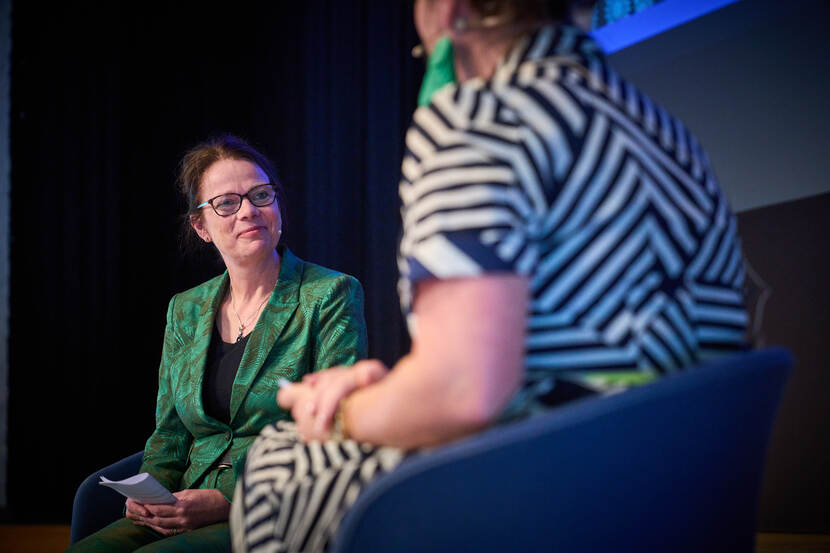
xmin=125 ymin=489 xmax=230 ymax=536
xmin=278 ymin=359 xmax=388 ymax=442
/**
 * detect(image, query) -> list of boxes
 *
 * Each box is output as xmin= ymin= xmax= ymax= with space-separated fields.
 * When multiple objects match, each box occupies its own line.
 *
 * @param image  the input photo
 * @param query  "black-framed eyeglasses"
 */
xmin=195 ymin=183 xmax=277 ymax=217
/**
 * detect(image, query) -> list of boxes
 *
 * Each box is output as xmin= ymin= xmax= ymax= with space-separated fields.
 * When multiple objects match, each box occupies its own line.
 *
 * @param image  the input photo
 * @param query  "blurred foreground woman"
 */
xmin=233 ymin=1 xmax=747 ymax=551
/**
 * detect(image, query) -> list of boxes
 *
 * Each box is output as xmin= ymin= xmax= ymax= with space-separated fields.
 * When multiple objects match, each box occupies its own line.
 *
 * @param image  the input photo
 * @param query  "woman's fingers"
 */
xmin=128 ymin=511 xmax=181 ymax=536
xmin=143 ymin=520 xmax=178 ymax=536
xmin=305 ymin=362 xmax=389 ymax=434
xmin=287 ymin=363 xmax=387 ymax=440
xmin=144 ymin=502 xmax=178 ymax=518
xmin=277 ymin=382 xmax=300 ymax=408
xmin=144 ymin=515 xmax=180 ymax=529
xmin=126 ymin=499 xmax=150 ymax=518
xmin=302 ymin=373 xmax=321 ymax=387
xmin=314 ymin=374 xmax=358 ymax=433
xmin=356 ymin=359 xmax=389 ymax=386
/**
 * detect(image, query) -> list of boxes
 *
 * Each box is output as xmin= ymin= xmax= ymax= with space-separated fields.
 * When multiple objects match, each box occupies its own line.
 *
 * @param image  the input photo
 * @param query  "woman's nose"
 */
xmin=237 ymin=197 xmax=260 ymax=217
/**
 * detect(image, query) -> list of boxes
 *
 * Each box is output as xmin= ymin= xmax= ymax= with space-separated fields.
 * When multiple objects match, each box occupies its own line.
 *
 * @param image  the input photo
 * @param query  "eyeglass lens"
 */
xmin=212 ymin=184 xmax=276 ymax=215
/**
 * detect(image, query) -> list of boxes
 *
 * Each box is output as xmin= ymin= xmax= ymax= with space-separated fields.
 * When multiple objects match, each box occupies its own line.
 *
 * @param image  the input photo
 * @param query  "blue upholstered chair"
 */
xmin=72 ymin=348 xmax=792 ymax=552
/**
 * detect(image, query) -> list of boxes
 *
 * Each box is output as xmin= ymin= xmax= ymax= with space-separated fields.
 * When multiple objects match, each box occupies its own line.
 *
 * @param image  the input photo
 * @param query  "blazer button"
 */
xmin=225 ymin=431 xmax=232 ymax=441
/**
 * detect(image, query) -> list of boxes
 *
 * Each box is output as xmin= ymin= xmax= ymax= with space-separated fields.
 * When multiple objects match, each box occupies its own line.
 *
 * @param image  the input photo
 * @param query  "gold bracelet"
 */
xmin=331 ymin=398 xmax=350 ymax=442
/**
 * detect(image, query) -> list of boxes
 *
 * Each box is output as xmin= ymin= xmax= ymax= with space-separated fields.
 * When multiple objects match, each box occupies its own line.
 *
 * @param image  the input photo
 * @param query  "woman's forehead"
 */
xmin=202 ymin=158 xmax=268 ymax=193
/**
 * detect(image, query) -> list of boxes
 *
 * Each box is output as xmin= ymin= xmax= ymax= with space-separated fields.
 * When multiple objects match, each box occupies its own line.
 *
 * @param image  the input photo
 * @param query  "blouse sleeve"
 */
xmin=399 ymin=92 xmax=538 ymax=296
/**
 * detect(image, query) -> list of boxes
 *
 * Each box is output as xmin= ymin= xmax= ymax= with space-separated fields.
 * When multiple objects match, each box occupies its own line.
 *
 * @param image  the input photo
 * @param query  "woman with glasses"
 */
xmin=232 ymin=0 xmax=748 ymax=551
xmin=67 ymin=134 xmax=368 ymax=553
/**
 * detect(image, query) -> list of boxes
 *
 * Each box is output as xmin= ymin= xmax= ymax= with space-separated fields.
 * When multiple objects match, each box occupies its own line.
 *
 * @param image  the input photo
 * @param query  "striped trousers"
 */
xmin=230 ymin=421 xmax=406 ymax=553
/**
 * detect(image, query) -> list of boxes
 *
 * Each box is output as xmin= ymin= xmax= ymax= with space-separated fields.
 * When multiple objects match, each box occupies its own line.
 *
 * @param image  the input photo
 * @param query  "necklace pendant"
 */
xmin=236 ymin=325 xmax=244 ymax=343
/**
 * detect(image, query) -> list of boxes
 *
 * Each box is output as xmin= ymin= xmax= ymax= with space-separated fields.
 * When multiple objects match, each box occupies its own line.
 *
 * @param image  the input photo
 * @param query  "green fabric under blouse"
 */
xmin=140 ymin=246 xmax=368 ymax=502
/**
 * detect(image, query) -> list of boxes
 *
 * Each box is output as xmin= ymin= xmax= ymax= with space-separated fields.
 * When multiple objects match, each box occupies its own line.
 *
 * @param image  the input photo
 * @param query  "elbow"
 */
xmin=452 ymin=377 xmax=521 ymax=430
xmin=455 ymin=400 xmax=502 ymax=430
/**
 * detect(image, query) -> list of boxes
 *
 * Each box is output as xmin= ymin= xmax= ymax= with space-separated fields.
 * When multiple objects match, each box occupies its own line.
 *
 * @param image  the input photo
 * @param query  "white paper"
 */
xmin=99 ymin=472 xmax=177 ymax=504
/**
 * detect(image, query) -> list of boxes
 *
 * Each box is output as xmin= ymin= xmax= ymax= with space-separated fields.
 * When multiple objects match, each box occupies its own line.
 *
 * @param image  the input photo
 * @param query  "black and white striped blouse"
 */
xmin=398 ymin=24 xmax=748 ymax=414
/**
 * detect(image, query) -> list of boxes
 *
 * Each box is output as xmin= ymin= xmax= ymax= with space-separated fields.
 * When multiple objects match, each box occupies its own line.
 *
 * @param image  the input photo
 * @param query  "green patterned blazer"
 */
xmin=139 ymin=247 xmax=367 ymax=501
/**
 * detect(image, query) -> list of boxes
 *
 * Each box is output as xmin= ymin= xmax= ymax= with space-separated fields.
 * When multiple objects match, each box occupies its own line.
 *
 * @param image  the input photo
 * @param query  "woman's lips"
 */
xmin=238 ymin=226 xmax=265 ymax=237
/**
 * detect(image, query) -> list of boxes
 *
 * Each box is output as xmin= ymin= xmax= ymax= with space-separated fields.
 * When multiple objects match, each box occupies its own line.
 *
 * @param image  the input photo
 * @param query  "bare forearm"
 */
xmin=343 ymin=353 xmax=508 ymax=449
xmin=343 ymin=276 xmax=528 ymax=449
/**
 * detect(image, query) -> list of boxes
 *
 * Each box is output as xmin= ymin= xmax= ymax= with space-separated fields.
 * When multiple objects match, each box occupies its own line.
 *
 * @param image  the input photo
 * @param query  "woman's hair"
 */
xmin=177 ymin=134 xmax=286 ymax=252
xmin=469 ymin=0 xmax=574 ymax=22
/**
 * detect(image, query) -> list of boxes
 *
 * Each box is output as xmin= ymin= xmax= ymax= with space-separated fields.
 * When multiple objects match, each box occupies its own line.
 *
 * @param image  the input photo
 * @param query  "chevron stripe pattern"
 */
xmin=398 ymin=24 xmax=747 ymax=406
xmin=231 ymin=421 xmax=405 ymax=553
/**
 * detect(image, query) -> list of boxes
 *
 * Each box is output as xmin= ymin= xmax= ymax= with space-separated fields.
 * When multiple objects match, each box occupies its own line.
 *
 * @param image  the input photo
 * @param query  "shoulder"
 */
xmin=411 ymin=80 xmax=506 ymax=139
xmin=292 ymin=256 xmax=363 ymax=306
xmin=166 ymin=273 xmax=226 ymax=320
xmin=404 ymin=81 xmax=521 ymax=188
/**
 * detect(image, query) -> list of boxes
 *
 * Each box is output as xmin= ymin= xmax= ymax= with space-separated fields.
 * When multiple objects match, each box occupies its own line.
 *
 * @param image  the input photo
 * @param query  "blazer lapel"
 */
xmin=229 ymin=247 xmax=302 ymax=423
xmin=185 ymin=272 xmax=229 ymax=427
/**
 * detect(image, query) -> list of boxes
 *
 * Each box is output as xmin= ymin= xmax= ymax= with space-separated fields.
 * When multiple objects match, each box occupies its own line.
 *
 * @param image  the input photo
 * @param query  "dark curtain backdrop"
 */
xmin=7 ymin=1 xmax=420 ymax=522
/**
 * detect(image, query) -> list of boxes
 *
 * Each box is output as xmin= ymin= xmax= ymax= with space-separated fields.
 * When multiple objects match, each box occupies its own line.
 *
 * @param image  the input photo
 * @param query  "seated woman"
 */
xmin=232 ymin=1 xmax=749 ymax=551
xmin=67 ymin=135 xmax=367 ymax=553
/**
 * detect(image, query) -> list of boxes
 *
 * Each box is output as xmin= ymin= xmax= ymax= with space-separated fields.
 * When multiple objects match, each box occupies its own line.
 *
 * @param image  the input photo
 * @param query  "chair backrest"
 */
xmin=331 ymin=348 xmax=792 ymax=553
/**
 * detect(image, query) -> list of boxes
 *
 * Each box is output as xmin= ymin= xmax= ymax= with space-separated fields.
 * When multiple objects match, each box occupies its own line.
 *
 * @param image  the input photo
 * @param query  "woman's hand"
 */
xmin=278 ymin=359 xmax=388 ymax=441
xmin=125 ymin=497 xmax=151 ymax=525
xmin=125 ymin=489 xmax=230 ymax=536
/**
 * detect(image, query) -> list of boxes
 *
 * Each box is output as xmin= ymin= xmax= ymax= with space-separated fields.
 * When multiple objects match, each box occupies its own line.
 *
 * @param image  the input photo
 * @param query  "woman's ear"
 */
xmin=446 ymin=0 xmax=474 ymax=38
xmin=190 ymin=213 xmax=212 ymax=243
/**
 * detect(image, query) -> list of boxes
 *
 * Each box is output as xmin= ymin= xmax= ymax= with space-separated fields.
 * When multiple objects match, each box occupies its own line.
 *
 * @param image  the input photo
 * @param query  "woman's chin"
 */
xmin=224 ymin=242 xmax=278 ymax=266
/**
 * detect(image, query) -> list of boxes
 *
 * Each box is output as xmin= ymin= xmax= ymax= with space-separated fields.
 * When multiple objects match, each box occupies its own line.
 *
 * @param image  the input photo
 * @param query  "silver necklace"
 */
xmin=230 ymin=290 xmax=270 ymax=343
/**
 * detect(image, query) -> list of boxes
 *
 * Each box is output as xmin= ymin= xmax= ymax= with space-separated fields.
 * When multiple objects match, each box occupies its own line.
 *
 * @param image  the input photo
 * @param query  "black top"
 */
xmin=203 ymin=325 xmax=250 ymax=425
